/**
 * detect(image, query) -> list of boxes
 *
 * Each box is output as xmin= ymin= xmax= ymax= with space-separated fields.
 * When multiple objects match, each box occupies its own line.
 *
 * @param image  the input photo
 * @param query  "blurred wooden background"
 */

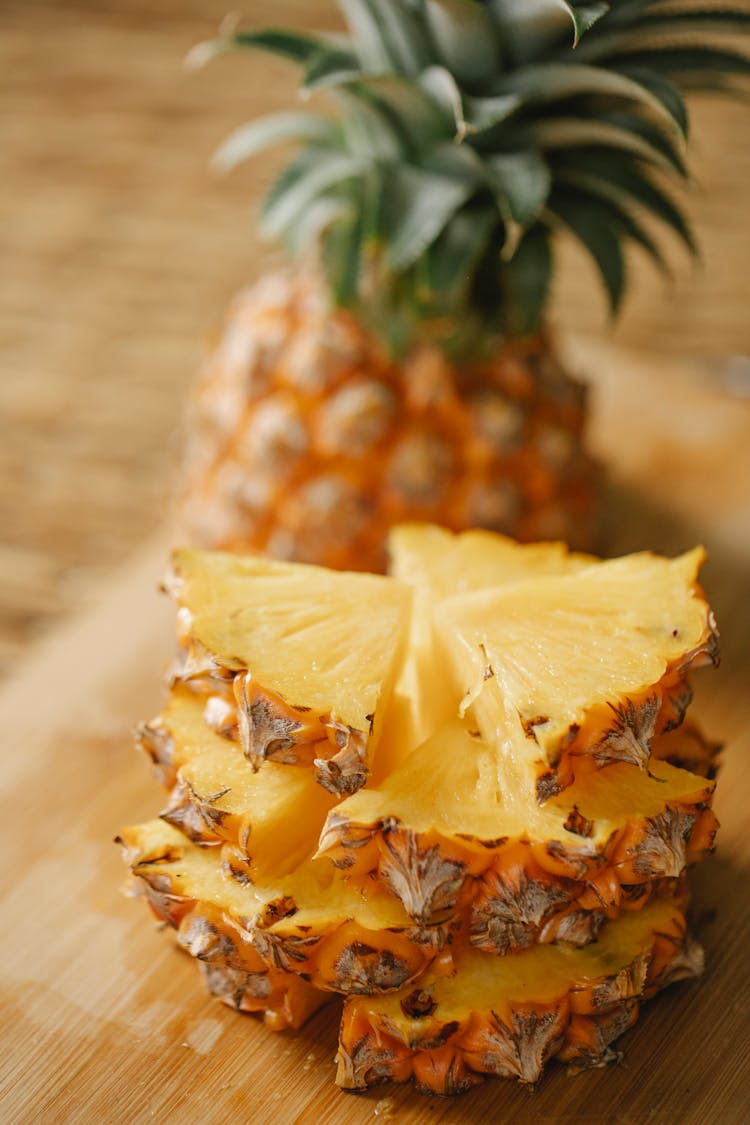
xmin=2 ymin=0 xmax=749 ymax=676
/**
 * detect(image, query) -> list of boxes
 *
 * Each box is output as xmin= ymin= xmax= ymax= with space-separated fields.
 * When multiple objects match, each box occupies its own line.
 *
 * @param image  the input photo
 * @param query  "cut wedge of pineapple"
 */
xmin=388 ymin=523 xmax=595 ymax=598
xmin=435 ymin=548 xmax=718 ymax=799
xmin=318 ymin=721 xmax=716 ymax=936
xmin=336 ymin=896 xmax=702 ymax=1093
xmin=117 ymin=820 xmax=327 ymax=1029
xmin=119 ymin=819 xmax=449 ymax=997
xmin=138 ymin=687 xmax=336 ymax=877
xmin=166 ymin=549 xmax=411 ymax=794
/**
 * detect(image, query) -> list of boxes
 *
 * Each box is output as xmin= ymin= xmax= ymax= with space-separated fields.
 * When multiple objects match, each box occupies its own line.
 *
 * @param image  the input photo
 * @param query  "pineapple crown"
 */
xmin=192 ymin=1 xmax=750 ymax=347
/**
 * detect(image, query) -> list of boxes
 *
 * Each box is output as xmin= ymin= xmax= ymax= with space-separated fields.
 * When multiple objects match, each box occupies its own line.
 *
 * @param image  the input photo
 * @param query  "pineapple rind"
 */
xmin=336 ymin=897 xmax=701 ymax=1093
xmin=168 ymin=549 xmax=412 ymax=793
xmin=436 ymin=547 xmax=718 ymax=794
xmin=119 ymin=819 xmax=450 ymax=997
xmin=318 ymin=723 xmax=716 ymax=932
xmin=142 ymin=687 xmax=336 ymax=877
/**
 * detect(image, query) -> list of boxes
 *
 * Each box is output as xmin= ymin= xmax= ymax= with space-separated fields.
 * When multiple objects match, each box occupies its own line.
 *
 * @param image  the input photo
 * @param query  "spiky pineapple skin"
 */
xmin=179 ymin=274 xmax=595 ymax=570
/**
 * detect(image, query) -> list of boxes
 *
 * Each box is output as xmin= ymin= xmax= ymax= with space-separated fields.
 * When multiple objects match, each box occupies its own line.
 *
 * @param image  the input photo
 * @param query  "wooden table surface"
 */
xmin=2 ymin=0 xmax=749 ymax=676
xmin=1 ymin=343 xmax=749 ymax=1124
xmin=2 ymin=4 xmax=750 ymax=1119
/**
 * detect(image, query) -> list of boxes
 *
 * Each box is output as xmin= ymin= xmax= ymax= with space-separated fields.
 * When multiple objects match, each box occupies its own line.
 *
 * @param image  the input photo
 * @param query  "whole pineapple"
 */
xmin=181 ymin=1 xmax=750 ymax=570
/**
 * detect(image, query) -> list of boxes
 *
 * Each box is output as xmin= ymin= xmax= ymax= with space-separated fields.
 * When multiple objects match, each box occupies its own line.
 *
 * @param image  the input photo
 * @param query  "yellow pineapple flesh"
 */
xmin=319 ymin=720 xmax=717 ymax=937
xmin=435 ymin=548 xmax=718 ymax=800
xmin=138 ymin=687 xmax=336 ymax=877
xmin=119 ymin=819 xmax=450 ymax=998
xmin=119 ymin=523 xmax=722 ymax=1096
xmin=336 ymin=896 xmax=702 ymax=1093
xmin=168 ymin=548 xmax=411 ymax=794
xmin=117 ymin=820 xmax=327 ymax=1029
xmin=388 ymin=522 xmax=596 ymax=598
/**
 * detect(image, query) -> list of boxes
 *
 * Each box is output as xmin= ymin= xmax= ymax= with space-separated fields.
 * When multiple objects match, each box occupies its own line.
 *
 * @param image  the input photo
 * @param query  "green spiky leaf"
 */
xmin=548 ymin=187 xmax=625 ymax=314
xmin=425 ymin=207 xmax=500 ymax=298
xmin=204 ymin=0 xmax=750 ymax=343
xmin=262 ymin=150 xmax=367 ymax=239
xmin=485 ymin=151 xmax=551 ymax=224
xmin=212 ymin=113 xmax=338 ymax=173
xmin=501 ymin=224 xmax=553 ymax=335
xmin=425 ymin=0 xmax=501 ymax=84
xmin=383 ymin=163 xmax=480 ymax=270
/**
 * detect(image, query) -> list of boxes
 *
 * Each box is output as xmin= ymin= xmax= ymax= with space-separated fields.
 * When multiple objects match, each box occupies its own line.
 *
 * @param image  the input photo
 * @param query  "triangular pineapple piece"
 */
xmin=388 ymin=523 xmax=595 ymax=598
xmin=319 ymin=720 xmax=716 ymax=937
xmin=118 ymin=819 xmax=449 ymax=997
xmin=167 ymin=549 xmax=411 ymax=794
xmin=117 ymin=820 xmax=326 ymax=1029
xmin=375 ymin=524 xmax=596 ymax=778
xmin=337 ymin=896 xmax=702 ymax=1093
xmin=138 ymin=686 xmax=337 ymax=878
xmin=435 ymin=548 xmax=718 ymax=799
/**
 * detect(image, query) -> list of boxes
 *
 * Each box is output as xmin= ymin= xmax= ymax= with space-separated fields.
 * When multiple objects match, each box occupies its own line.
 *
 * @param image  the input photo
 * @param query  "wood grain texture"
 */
xmin=1 ymin=0 xmax=749 ymax=674
xmin=0 ymin=347 xmax=749 ymax=1124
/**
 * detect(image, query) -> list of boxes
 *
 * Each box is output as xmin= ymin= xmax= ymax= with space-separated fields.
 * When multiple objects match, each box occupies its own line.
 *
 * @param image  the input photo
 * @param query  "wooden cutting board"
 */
xmin=1 ymin=344 xmax=749 ymax=1124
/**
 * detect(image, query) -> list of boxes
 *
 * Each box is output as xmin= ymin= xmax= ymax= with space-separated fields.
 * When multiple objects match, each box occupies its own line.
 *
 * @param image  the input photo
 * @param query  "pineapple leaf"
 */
xmin=553 ymin=151 xmax=697 ymax=254
xmin=283 ymin=190 xmax=356 ymax=258
xmin=419 ymin=65 xmax=470 ymax=136
xmin=424 ymin=0 xmax=502 ymax=85
xmin=376 ymin=0 xmax=436 ymax=75
xmin=261 ymin=150 xmax=367 ymax=240
xmin=500 ymin=224 xmax=553 ymax=336
xmin=626 ymin=8 xmax=750 ymax=36
xmin=484 ymin=152 xmax=551 ymax=224
xmin=557 ymin=183 xmax=670 ymax=275
xmin=303 ymin=47 xmax=362 ymax=90
xmin=335 ymin=91 xmax=407 ymax=159
xmin=489 ymin=0 xmax=609 ymax=60
xmin=548 ymin=187 xmax=625 ymax=314
xmin=321 ymin=210 xmax=365 ymax=304
xmin=494 ymin=62 xmax=684 ymax=133
xmin=335 ymin=77 xmax=446 ymax=151
xmin=382 ymin=164 xmax=479 ymax=270
xmin=574 ymin=11 xmax=750 ymax=64
xmin=231 ymin=28 xmax=340 ymax=64
xmin=211 ymin=113 xmax=338 ymax=174
xmin=425 ymin=208 xmax=500 ymax=299
xmin=613 ymin=67 xmax=689 ymax=136
xmin=567 ymin=3 xmax=611 ymax=46
xmin=605 ymin=46 xmax=750 ymax=83
xmin=554 ymin=168 xmax=684 ymax=266
xmin=463 ymin=92 xmax=523 ymax=133
xmin=528 ymin=115 xmax=685 ymax=175
xmin=339 ymin=0 xmax=400 ymax=72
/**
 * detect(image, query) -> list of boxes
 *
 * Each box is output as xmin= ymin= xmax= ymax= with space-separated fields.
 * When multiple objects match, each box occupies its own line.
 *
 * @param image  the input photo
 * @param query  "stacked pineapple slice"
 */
xmin=119 ymin=524 xmax=720 ymax=1094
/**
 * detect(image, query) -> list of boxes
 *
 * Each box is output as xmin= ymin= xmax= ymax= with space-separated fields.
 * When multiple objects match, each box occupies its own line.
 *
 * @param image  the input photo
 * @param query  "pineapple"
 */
xmin=119 ymin=819 xmax=451 ymax=997
xmin=117 ymin=820 xmax=327 ymax=1028
xmin=119 ymin=524 xmax=724 ymax=1095
xmin=436 ymin=547 xmax=717 ymax=799
xmin=179 ymin=1 xmax=750 ymax=570
xmin=138 ymin=687 xmax=337 ymax=876
xmin=336 ymin=896 xmax=702 ymax=1093
xmin=318 ymin=720 xmax=717 ymax=935
xmin=167 ymin=548 xmax=410 ymax=794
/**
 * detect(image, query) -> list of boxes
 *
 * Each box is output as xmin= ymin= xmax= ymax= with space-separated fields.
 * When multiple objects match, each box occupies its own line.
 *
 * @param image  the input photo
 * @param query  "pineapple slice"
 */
xmin=167 ymin=549 xmax=411 ymax=794
xmin=388 ymin=523 xmax=595 ymax=598
xmin=375 ymin=523 xmax=598 ymax=777
xmin=435 ymin=548 xmax=718 ymax=799
xmin=318 ymin=721 xmax=717 ymax=937
xmin=138 ymin=687 xmax=336 ymax=877
xmin=117 ymin=820 xmax=326 ymax=1029
xmin=336 ymin=896 xmax=702 ymax=1093
xmin=119 ymin=819 xmax=449 ymax=997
